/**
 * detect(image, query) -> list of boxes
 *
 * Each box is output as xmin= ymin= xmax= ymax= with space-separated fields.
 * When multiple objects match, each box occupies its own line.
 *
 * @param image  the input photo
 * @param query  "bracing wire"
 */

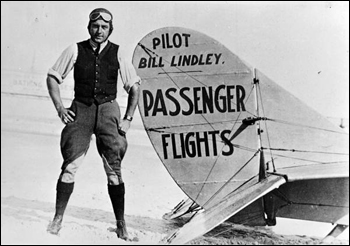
xmin=267 ymin=118 xmax=348 ymax=135
xmin=193 ymin=85 xmax=256 ymax=203
xmin=202 ymin=152 xmax=259 ymax=208
xmin=261 ymin=147 xmax=349 ymax=156
xmin=257 ymin=81 xmax=276 ymax=172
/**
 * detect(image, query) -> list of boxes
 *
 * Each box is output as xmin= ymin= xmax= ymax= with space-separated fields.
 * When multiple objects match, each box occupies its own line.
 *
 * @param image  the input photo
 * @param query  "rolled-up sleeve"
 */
xmin=47 ymin=44 xmax=77 ymax=84
xmin=118 ymin=47 xmax=141 ymax=93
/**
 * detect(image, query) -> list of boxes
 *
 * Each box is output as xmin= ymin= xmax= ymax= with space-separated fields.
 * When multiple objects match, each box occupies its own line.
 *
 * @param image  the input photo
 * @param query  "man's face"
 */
xmin=89 ymin=19 xmax=110 ymax=43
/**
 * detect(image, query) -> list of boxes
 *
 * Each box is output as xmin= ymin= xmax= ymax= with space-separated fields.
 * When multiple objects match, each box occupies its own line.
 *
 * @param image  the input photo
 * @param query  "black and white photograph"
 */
xmin=1 ymin=1 xmax=349 ymax=245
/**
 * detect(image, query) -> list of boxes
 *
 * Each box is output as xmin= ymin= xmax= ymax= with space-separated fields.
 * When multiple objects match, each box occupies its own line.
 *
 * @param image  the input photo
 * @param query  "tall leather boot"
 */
xmin=108 ymin=183 xmax=129 ymax=240
xmin=47 ymin=180 xmax=74 ymax=235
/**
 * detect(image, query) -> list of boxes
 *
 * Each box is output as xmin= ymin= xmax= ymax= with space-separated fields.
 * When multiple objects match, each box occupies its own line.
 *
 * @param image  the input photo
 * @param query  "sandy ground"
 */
xmin=1 ymin=94 xmax=349 ymax=245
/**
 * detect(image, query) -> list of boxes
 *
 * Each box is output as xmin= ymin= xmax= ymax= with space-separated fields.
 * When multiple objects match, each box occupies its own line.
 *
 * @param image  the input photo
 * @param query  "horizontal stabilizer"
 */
xmin=274 ymin=162 xmax=349 ymax=182
xmin=162 ymin=174 xmax=286 ymax=244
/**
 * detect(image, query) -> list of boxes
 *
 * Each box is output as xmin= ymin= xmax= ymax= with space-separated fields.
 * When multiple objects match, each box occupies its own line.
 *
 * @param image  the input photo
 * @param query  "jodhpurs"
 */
xmin=59 ymin=99 xmax=127 ymax=185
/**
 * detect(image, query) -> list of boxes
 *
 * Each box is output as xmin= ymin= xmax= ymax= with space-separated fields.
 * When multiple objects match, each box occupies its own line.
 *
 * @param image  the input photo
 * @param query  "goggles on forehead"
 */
xmin=89 ymin=12 xmax=112 ymax=22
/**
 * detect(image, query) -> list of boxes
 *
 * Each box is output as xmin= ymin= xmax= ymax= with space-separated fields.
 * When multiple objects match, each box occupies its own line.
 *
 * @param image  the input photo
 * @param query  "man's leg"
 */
xmin=47 ymin=154 xmax=85 ymax=234
xmin=48 ymin=100 xmax=94 ymax=234
xmin=107 ymin=181 xmax=129 ymax=240
xmin=96 ymin=100 xmax=131 ymax=240
xmin=101 ymin=152 xmax=130 ymax=240
xmin=47 ymin=180 xmax=74 ymax=234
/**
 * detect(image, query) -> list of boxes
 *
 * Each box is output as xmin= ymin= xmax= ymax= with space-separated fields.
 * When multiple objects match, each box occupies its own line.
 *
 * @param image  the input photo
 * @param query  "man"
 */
xmin=46 ymin=8 xmax=140 ymax=241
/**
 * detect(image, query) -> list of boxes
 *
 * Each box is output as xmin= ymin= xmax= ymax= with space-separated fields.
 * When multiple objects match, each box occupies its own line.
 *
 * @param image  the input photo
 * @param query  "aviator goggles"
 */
xmin=89 ymin=12 xmax=113 ymax=22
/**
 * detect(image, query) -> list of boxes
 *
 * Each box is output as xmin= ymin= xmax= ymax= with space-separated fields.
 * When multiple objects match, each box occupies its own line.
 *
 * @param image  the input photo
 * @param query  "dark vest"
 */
xmin=74 ymin=40 xmax=119 ymax=105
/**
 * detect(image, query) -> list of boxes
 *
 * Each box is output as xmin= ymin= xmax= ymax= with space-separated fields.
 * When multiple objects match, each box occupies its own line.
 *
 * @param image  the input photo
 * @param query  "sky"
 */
xmin=1 ymin=1 xmax=349 ymax=120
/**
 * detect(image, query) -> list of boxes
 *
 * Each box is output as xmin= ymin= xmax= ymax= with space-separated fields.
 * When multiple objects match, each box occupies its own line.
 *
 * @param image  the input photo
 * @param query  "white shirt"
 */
xmin=47 ymin=39 xmax=141 ymax=93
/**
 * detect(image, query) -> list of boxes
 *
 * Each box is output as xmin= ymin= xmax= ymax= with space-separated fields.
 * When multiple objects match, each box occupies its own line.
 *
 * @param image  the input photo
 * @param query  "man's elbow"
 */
xmin=47 ymin=75 xmax=58 ymax=85
xmin=130 ymin=82 xmax=141 ymax=96
xmin=46 ymin=75 xmax=60 ymax=91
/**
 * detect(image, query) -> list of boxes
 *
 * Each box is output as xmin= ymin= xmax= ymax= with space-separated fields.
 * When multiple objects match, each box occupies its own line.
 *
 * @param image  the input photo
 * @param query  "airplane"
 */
xmin=132 ymin=27 xmax=349 ymax=244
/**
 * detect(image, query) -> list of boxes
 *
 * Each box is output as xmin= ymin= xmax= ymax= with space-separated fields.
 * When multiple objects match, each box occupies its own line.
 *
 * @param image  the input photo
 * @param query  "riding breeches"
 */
xmin=59 ymin=99 xmax=128 ymax=185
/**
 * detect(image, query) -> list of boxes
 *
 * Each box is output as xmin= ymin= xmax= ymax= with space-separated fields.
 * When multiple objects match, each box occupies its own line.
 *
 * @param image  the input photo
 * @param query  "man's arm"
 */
xmin=119 ymin=82 xmax=140 ymax=134
xmin=47 ymin=75 xmax=75 ymax=124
